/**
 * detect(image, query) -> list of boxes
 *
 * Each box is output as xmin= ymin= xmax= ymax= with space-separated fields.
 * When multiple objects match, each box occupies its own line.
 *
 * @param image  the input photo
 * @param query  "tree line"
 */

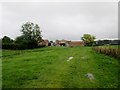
xmin=81 ymin=34 xmax=120 ymax=46
xmin=1 ymin=21 xmax=119 ymax=50
xmin=2 ymin=22 xmax=45 ymax=50
xmin=95 ymin=40 xmax=120 ymax=46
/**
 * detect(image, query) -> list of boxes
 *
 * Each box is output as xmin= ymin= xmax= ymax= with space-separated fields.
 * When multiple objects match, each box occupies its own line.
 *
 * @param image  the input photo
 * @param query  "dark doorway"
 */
xmin=60 ymin=43 xmax=65 ymax=46
xmin=48 ymin=43 xmax=51 ymax=46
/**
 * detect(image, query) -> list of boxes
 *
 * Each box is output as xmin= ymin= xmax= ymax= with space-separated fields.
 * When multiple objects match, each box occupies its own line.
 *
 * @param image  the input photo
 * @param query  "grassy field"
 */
xmin=2 ymin=46 xmax=119 ymax=88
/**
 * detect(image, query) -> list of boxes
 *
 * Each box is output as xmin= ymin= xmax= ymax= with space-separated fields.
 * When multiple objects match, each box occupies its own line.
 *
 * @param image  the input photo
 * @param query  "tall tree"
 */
xmin=81 ymin=34 xmax=96 ymax=46
xmin=21 ymin=21 xmax=42 ymax=41
xmin=15 ymin=21 xmax=42 ymax=49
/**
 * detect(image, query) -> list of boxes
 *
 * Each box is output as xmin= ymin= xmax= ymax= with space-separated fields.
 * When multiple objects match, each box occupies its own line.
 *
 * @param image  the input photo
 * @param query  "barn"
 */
xmin=38 ymin=39 xmax=49 ymax=46
xmin=69 ymin=41 xmax=84 ymax=46
xmin=55 ymin=39 xmax=84 ymax=46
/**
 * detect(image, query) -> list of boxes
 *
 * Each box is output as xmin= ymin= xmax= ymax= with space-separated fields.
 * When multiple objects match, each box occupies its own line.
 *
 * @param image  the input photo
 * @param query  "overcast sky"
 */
xmin=0 ymin=2 xmax=118 ymax=41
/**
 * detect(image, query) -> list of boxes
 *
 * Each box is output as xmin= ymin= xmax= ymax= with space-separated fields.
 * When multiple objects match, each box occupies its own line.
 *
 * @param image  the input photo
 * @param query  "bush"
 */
xmin=2 ymin=43 xmax=45 ymax=50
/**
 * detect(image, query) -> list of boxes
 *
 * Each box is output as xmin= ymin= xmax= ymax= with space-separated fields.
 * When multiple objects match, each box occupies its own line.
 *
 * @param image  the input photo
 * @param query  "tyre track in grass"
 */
xmin=59 ymin=47 xmax=99 ymax=88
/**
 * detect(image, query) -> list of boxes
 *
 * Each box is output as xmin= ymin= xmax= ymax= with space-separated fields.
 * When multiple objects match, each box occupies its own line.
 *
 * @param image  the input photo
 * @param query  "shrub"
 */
xmin=2 ymin=43 xmax=45 ymax=50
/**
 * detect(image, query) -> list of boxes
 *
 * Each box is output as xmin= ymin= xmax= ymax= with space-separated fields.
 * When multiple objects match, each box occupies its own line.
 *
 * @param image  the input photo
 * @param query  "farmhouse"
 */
xmin=55 ymin=39 xmax=84 ymax=46
xmin=38 ymin=39 xmax=84 ymax=46
xmin=55 ymin=39 xmax=70 ymax=46
xmin=38 ymin=39 xmax=49 ymax=46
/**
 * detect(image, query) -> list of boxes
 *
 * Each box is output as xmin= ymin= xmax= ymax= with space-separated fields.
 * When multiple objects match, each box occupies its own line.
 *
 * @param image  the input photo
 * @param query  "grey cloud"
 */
xmin=1 ymin=2 xmax=118 ymax=41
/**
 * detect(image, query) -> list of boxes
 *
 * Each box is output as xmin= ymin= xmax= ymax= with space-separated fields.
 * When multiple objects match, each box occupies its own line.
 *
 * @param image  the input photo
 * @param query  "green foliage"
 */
xmin=2 ymin=22 xmax=43 ymax=50
xmin=2 ymin=36 xmax=14 ymax=49
xmin=2 ymin=36 xmax=13 ymax=44
xmin=21 ymin=21 xmax=42 ymax=41
xmin=14 ymin=21 xmax=43 ymax=49
xmin=81 ymin=34 xmax=96 ymax=46
xmin=2 ymin=47 xmax=118 ymax=88
xmin=15 ymin=35 xmax=37 ymax=49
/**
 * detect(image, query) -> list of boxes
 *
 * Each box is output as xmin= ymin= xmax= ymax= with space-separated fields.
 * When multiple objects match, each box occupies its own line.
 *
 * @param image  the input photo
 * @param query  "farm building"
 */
xmin=69 ymin=41 xmax=84 ymax=46
xmin=55 ymin=39 xmax=70 ymax=46
xmin=38 ymin=39 xmax=49 ymax=46
xmin=55 ymin=39 xmax=84 ymax=46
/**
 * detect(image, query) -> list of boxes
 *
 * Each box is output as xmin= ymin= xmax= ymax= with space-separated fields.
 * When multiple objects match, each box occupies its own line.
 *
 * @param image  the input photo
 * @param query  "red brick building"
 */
xmin=69 ymin=41 xmax=84 ymax=46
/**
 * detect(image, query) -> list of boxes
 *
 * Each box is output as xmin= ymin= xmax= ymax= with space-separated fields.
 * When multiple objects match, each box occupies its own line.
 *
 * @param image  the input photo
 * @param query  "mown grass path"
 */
xmin=2 ymin=47 xmax=119 ymax=88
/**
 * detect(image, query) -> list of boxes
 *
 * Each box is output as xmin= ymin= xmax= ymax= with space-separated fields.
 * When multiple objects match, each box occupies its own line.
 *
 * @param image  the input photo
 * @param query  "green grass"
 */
xmin=2 ymin=46 xmax=119 ymax=88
